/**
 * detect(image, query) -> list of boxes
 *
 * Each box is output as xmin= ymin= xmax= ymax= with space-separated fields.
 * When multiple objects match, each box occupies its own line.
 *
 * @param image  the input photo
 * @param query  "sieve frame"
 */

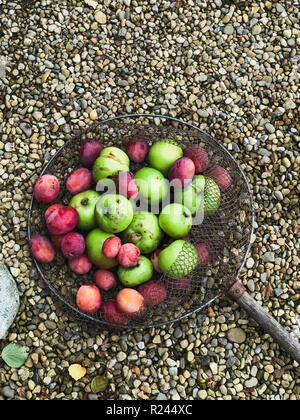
xmin=27 ymin=113 xmax=255 ymax=330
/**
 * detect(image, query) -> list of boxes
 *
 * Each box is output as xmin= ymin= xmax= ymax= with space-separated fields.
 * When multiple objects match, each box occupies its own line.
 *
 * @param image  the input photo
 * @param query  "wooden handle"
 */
xmin=227 ymin=283 xmax=300 ymax=363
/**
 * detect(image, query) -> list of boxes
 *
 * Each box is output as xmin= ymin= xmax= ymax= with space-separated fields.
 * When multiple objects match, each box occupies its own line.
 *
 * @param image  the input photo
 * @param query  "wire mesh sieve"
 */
xmin=27 ymin=114 xmax=255 ymax=330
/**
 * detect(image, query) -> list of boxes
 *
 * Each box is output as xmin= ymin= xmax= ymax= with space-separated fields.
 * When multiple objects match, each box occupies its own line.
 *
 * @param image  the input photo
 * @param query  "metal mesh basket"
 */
xmin=28 ymin=114 xmax=254 ymax=330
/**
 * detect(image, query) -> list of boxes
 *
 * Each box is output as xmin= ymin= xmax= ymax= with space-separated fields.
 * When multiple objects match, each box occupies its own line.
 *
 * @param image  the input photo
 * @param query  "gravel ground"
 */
xmin=0 ymin=0 xmax=299 ymax=400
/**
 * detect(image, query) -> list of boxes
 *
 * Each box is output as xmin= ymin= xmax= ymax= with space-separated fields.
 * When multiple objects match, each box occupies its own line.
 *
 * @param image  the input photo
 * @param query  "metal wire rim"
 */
xmin=27 ymin=113 xmax=255 ymax=330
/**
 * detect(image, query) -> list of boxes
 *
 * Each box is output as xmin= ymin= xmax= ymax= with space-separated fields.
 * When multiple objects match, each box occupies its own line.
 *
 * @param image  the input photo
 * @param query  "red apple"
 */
xmin=116 ymin=171 xmax=139 ymax=200
xmin=45 ymin=203 xmax=64 ymax=221
xmin=61 ymin=232 xmax=85 ymax=259
xmin=184 ymin=145 xmax=209 ymax=173
xmin=126 ymin=136 xmax=149 ymax=163
xmin=102 ymin=237 xmax=122 ymax=259
xmin=100 ymin=299 xmax=128 ymax=325
xmin=34 ymin=174 xmax=60 ymax=203
xmin=138 ymin=279 xmax=167 ymax=306
xmin=168 ymin=157 xmax=195 ymax=187
xmin=117 ymin=243 xmax=140 ymax=268
xmin=46 ymin=206 xmax=79 ymax=235
xmin=66 ymin=168 xmax=93 ymax=195
xmin=69 ymin=254 xmax=92 ymax=274
xmin=206 ymin=165 xmax=231 ymax=191
xmin=94 ymin=269 xmax=117 ymax=291
xmin=196 ymin=243 xmax=211 ymax=267
xmin=29 ymin=234 xmax=55 ymax=263
xmin=80 ymin=139 xmax=103 ymax=168
xmin=76 ymin=284 xmax=101 ymax=314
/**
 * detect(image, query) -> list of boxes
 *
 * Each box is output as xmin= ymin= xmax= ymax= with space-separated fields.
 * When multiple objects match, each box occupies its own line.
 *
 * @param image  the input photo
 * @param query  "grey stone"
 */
xmin=274 ymin=288 xmax=283 ymax=297
xmin=0 ymin=263 xmax=20 ymax=339
xmin=1 ymin=386 xmax=15 ymax=399
xmin=284 ymin=99 xmax=296 ymax=110
xmin=156 ymin=392 xmax=167 ymax=400
xmin=19 ymin=122 xmax=32 ymax=138
xmin=197 ymin=109 xmax=209 ymax=118
xmin=274 ymin=191 xmax=283 ymax=201
xmin=261 ymin=252 xmax=275 ymax=263
xmin=265 ymin=122 xmax=275 ymax=134
xmin=223 ymin=24 xmax=234 ymax=35
xmin=245 ymin=377 xmax=258 ymax=388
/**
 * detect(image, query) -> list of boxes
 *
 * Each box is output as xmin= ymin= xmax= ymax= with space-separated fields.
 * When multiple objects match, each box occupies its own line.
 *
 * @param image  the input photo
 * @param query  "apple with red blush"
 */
xmin=126 ymin=136 xmax=149 ymax=163
xmin=116 ymin=288 xmax=146 ymax=317
xmin=184 ymin=145 xmax=209 ymax=173
xmin=94 ymin=269 xmax=117 ymax=291
xmin=46 ymin=206 xmax=79 ymax=235
xmin=117 ymin=243 xmax=140 ymax=268
xmin=116 ymin=171 xmax=139 ymax=200
xmin=29 ymin=234 xmax=55 ymax=263
xmin=69 ymin=254 xmax=92 ymax=274
xmin=61 ymin=232 xmax=85 ymax=260
xmin=34 ymin=174 xmax=60 ymax=203
xmin=80 ymin=139 xmax=103 ymax=168
xmin=206 ymin=165 xmax=231 ymax=191
xmin=138 ymin=279 xmax=167 ymax=306
xmin=76 ymin=284 xmax=102 ymax=314
xmin=66 ymin=168 xmax=93 ymax=195
xmin=102 ymin=236 xmax=121 ymax=259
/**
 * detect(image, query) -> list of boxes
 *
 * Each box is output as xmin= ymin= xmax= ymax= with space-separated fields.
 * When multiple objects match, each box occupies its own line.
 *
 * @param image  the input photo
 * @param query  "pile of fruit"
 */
xmin=29 ymin=135 xmax=231 ymax=326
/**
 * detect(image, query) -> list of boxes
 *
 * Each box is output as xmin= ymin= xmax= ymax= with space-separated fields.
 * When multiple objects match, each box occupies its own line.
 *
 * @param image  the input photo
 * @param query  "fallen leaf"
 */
xmin=68 ymin=364 xmax=86 ymax=381
xmin=91 ymin=375 xmax=108 ymax=393
xmin=206 ymin=378 xmax=217 ymax=389
xmin=1 ymin=344 xmax=28 ymax=368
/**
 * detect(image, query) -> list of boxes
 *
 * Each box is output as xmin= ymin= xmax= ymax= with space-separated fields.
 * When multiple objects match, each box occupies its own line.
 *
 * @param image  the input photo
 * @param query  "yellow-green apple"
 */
xmin=158 ymin=240 xmax=198 ymax=279
xmin=95 ymin=193 xmax=133 ymax=233
xmin=92 ymin=146 xmax=130 ymax=182
xmin=121 ymin=211 xmax=164 ymax=254
xmin=148 ymin=139 xmax=183 ymax=176
xmin=69 ymin=190 xmax=100 ymax=231
xmin=85 ymin=228 xmax=118 ymax=269
xmin=159 ymin=203 xmax=192 ymax=238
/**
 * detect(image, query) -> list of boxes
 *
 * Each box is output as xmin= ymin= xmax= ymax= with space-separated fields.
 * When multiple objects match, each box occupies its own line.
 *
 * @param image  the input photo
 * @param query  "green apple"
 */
xmin=69 ymin=190 xmax=100 ymax=231
xmin=95 ymin=193 xmax=133 ymax=233
xmin=159 ymin=203 xmax=192 ymax=238
xmin=204 ymin=177 xmax=221 ymax=216
xmin=118 ymin=255 xmax=153 ymax=287
xmin=92 ymin=146 xmax=130 ymax=182
xmin=86 ymin=228 xmax=118 ymax=269
xmin=134 ymin=167 xmax=168 ymax=205
xmin=158 ymin=240 xmax=198 ymax=279
xmin=148 ymin=139 xmax=183 ymax=176
xmin=121 ymin=211 xmax=164 ymax=254
xmin=174 ymin=175 xmax=205 ymax=216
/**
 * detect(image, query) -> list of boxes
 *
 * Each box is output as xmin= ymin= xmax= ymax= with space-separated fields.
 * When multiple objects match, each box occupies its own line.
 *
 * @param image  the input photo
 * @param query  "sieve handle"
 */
xmin=227 ymin=282 xmax=300 ymax=364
